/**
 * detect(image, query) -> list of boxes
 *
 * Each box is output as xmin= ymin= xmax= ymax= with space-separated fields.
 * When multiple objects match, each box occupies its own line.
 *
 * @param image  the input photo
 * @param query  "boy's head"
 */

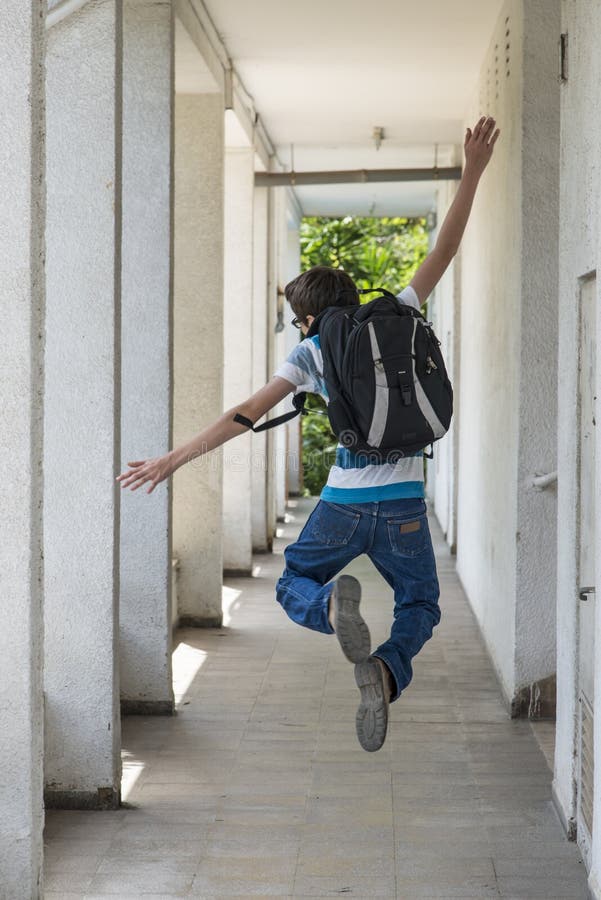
xmin=285 ymin=265 xmax=359 ymax=332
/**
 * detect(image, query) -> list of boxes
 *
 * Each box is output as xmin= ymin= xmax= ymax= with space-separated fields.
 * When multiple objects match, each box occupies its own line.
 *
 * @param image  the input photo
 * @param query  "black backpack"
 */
xmin=235 ymin=288 xmax=453 ymax=461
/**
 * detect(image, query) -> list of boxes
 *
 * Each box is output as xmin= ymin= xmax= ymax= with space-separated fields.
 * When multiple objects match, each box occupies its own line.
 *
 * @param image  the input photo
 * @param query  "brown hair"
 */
xmin=284 ymin=265 xmax=359 ymax=323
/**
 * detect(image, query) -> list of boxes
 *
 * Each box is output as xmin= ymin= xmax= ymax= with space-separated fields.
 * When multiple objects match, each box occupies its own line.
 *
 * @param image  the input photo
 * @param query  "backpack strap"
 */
xmin=358 ymin=287 xmax=399 ymax=302
xmin=233 ymin=391 xmax=307 ymax=433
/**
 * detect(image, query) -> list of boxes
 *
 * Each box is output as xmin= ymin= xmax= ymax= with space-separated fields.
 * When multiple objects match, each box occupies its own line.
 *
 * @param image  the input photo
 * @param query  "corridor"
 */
xmin=44 ymin=499 xmax=588 ymax=898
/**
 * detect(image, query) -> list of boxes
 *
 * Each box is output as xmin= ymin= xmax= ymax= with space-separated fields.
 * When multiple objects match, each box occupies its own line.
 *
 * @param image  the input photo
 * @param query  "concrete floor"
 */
xmin=44 ymin=497 xmax=589 ymax=898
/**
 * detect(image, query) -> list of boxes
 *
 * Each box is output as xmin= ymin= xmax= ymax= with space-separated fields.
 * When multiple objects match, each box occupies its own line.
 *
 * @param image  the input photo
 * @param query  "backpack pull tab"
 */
xmin=400 ymin=383 xmax=412 ymax=406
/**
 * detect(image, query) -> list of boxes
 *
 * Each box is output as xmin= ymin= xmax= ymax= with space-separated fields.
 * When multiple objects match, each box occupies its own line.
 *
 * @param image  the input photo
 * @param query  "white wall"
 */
xmin=554 ymin=0 xmax=601 ymax=884
xmin=0 ymin=0 xmax=45 ymax=892
xmin=457 ymin=0 xmax=560 ymax=706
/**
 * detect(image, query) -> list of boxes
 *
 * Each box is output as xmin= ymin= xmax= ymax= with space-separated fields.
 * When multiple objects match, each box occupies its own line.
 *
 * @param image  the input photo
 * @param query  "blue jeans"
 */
xmin=275 ymin=497 xmax=441 ymax=702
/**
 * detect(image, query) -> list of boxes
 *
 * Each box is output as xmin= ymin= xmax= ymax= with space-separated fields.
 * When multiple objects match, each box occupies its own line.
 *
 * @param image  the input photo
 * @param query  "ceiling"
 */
xmin=177 ymin=0 xmax=504 ymax=216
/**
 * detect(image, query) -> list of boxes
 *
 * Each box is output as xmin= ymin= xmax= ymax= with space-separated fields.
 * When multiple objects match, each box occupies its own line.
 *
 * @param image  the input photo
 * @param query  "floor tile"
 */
xmin=43 ymin=498 xmax=588 ymax=899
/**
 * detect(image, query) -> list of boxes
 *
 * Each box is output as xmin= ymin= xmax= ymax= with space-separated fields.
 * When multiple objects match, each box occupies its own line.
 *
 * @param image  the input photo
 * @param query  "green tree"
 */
xmin=299 ymin=215 xmax=429 ymax=496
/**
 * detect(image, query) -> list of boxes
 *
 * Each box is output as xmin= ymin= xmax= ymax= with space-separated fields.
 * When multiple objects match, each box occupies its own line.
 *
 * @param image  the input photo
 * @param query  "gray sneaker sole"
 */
xmin=332 ymin=575 xmax=371 ymax=664
xmin=355 ymin=657 xmax=389 ymax=752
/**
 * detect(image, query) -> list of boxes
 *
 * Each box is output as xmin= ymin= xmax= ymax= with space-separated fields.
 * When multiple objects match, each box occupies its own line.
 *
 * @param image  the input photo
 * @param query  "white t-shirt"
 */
xmin=273 ymin=286 xmax=425 ymax=504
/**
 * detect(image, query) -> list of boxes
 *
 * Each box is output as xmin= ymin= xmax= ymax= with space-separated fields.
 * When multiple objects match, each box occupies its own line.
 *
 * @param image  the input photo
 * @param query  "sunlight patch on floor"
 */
xmin=172 ymin=641 xmax=208 ymax=703
xmin=120 ymin=749 xmax=145 ymax=802
xmin=222 ymin=584 xmax=242 ymax=627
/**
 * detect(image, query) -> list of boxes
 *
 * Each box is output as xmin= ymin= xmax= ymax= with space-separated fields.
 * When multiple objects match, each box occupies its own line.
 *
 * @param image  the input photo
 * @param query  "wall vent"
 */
xmin=579 ymin=693 xmax=594 ymax=838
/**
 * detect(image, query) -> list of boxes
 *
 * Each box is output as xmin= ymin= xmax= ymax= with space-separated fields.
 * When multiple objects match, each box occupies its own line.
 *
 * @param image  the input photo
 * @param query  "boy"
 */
xmin=117 ymin=115 xmax=500 ymax=751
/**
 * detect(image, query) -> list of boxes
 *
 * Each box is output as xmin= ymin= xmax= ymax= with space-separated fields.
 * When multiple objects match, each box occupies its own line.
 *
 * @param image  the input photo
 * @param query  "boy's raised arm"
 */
xmin=409 ymin=115 xmax=500 ymax=304
xmin=116 ymin=376 xmax=295 ymax=494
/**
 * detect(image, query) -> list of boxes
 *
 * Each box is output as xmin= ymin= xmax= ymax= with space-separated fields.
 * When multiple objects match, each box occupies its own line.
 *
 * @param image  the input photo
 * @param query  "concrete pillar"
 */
xmin=554 ymin=0 xmax=601 ymax=872
xmin=0 ymin=1 xmax=45 ymax=893
xmin=285 ymin=225 xmax=302 ymax=496
xmin=456 ymin=0 xmax=560 ymax=713
xmin=44 ymin=0 xmax=122 ymax=809
xmin=223 ymin=147 xmax=254 ymax=573
xmin=120 ymin=0 xmax=174 ymax=714
xmin=431 ymin=178 xmax=460 ymax=553
xmin=273 ymin=189 xmax=289 ymax=520
xmin=173 ymin=92 xmax=224 ymax=625
xmin=251 ymin=185 xmax=271 ymax=552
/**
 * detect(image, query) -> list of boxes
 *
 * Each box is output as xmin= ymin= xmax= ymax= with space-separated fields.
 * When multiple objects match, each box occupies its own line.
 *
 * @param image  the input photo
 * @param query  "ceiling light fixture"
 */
xmin=372 ymin=126 xmax=385 ymax=151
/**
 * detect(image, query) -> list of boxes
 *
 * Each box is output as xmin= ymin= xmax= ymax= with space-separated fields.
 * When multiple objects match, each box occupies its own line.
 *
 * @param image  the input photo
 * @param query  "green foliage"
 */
xmin=300 ymin=215 xmax=429 ymax=294
xmin=301 ymin=394 xmax=338 ymax=497
xmin=299 ymin=215 xmax=428 ymax=496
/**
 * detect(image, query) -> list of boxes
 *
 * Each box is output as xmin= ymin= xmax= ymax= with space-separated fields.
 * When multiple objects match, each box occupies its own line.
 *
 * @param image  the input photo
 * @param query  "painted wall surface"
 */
xmin=223 ymin=147 xmax=254 ymax=573
xmin=0 ymin=0 xmax=45 ymax=892
xmin=457 ymin=0 xmax=560 ymax=705
xmin=44 ymin=0 xmax=122 ymax=806
xmin=554 ymin=0 xmax=601 ymax=873
xmin=173 ymin=92 xmax=224 ymax=624
xmin=120 ymin=0 xmax=174 ymax=710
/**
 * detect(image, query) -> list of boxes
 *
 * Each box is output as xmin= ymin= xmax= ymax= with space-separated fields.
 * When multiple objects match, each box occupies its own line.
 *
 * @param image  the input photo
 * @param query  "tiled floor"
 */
xmin=45 ymin=498 xmax=589 ymax=898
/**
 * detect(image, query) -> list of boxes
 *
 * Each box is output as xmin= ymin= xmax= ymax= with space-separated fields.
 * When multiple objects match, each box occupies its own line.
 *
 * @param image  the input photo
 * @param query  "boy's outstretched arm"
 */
xmin=409 ymin=115 xmax=500 ymax=304
xmin=116 ymin=376 xmax=295 ymax=494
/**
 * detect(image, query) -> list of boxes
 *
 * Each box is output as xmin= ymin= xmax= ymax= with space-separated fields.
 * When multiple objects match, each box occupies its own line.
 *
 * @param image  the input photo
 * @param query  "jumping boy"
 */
xmin=117 ymin=115 xmax=500 ymax=751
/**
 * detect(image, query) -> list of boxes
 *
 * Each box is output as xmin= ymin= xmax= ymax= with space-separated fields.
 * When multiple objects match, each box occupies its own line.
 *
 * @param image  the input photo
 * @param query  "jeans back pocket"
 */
xmin=386 ymin=513 xmax=429 ymax=557
xmin=310 ymin=501 xmax=361 ymax=546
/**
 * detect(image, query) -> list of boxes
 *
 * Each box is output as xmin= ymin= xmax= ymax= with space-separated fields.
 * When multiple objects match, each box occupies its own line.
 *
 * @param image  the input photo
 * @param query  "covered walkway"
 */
xmin=44 ymin=500 xmax=587 ymax=898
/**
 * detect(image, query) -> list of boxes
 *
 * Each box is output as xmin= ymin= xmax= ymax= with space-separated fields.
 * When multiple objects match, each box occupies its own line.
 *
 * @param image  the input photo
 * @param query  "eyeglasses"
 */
xmin=291 ymin=316 xmax=304 ymax=329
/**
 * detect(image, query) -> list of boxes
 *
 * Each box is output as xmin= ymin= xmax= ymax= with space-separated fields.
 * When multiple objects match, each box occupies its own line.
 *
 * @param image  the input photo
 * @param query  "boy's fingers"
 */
xmin=475 ymin=116 xmax=495 ymax=141
xmin=489 ymin=128 xmax=501 ymax=146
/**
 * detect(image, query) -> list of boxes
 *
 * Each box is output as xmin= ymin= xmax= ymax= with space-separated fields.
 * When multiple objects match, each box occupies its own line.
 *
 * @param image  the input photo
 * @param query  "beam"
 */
xmin=256 ymin=166 xmax=463 ymax=187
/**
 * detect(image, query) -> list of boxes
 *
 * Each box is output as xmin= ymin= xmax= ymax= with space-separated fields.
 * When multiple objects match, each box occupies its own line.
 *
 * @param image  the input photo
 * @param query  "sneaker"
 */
xmin=329 ymin=575 xmax=371 ymax=664
xmin=354 ymin=656 xmax=392 ymax=752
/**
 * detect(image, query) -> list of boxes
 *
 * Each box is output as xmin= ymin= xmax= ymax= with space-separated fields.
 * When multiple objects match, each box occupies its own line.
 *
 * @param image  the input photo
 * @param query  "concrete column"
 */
xmin=456 ymin=0 xmax=559 ymax=715
xmin=273 ymin=189 xmax=289 ymax=520
xmin=120 ymin=0 xmax=174 ymax=714
xmin=0 ymin=1 xmax=45 ymax=893
xmin=223 ymin=147 xmax=254 ymax=573
xmin=554 ymin=0 xmax=601 ymax=868
xmin=251 ymin=185 xmax=271 ymax=551
xmin=431 ymin=178 xmax=460 ymax=553
xmin=44 ymin=0 xmax=122 ymax=809
xmin=285 ymin=225 xmax=302 ymax=496
xmin=173 ymin=92 xmax=224 ymax=625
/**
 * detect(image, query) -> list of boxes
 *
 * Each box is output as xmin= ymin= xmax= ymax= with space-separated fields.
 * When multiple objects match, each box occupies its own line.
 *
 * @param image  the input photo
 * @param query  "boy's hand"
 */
xmin=464 ymin=116 xmax=500 ymax=177
xmin=116 ymin=452 xmax=175 ymax=494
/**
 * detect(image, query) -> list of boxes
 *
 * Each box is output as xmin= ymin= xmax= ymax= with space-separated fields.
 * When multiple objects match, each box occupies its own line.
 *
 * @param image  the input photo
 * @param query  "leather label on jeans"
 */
xmin=400 ymin=520 xmax=420 ymax=534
